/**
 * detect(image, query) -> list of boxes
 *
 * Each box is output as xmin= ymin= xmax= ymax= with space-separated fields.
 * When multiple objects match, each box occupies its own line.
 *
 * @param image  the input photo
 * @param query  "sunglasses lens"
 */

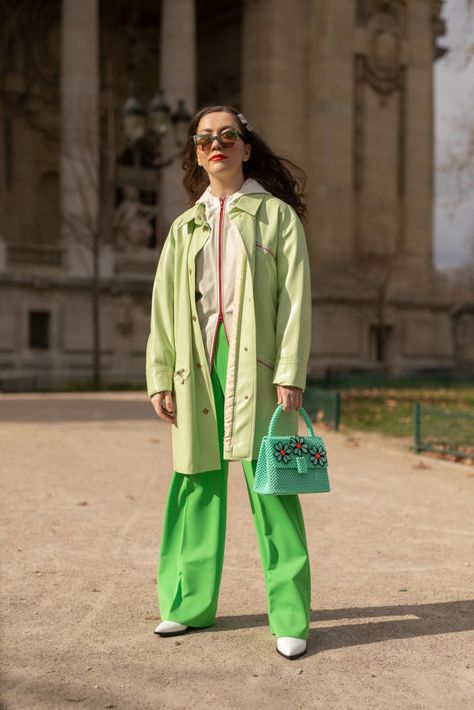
xmin=219 ymin=130 xmax=239 ymax=145
xmin=194 ymin=129 xmax=240 ymax=151
xmin=195 ymin=135 xmax=212 ymax=149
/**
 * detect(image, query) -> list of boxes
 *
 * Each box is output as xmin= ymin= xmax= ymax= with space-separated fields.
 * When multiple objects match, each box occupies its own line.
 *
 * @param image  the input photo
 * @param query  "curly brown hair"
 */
xmin=181 ymin=105 xmax=308 ymax=224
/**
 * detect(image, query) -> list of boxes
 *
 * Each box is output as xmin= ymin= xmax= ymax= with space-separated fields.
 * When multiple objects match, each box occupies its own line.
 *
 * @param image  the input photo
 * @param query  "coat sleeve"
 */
xmin=272 ymin=212 xmax=312 ymax=392
xmin=145 ymin=226 xmax=176 ymax=397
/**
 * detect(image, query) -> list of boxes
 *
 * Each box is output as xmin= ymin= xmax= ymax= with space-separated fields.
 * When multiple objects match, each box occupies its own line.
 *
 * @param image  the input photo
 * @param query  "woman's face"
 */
xmin=195 ymin=111 xmax=251 ymax=180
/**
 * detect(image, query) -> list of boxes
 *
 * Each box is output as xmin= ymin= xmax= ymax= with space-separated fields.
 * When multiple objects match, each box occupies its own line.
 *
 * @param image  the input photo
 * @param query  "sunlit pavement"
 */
xmin=1 ymin=392 xmax=473 ymax=710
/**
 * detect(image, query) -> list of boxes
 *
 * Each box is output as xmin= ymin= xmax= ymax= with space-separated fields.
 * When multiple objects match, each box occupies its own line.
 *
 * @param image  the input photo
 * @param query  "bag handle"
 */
xmin=268 ymin=403 xmax=316 ymax=438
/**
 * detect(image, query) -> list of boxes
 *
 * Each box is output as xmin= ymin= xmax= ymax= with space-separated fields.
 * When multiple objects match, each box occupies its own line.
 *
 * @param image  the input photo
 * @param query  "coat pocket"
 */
xmin=255 ymin=241 xmax=275 ymax=259
xmin=256 ymin=355 xmax=274 ymax=371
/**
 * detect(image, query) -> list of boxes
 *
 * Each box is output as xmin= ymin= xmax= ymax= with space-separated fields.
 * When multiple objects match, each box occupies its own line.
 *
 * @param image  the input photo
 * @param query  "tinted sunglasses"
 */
xmin=192 ymin=128 xmax=244 ymax=152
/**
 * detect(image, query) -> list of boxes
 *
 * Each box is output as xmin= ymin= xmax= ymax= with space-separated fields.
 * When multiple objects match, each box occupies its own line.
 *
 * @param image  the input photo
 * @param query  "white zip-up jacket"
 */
xmin=194 ymin=177 xmax=270 ymax=373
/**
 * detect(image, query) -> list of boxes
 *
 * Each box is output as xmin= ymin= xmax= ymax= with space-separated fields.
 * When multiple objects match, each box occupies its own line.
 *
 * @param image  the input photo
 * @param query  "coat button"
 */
xmin=244 ymin=395 xmax=249 ymax=400
xmin=244 ymin=346 xmax=248 ymax=351
xmin=196 ymin=363 xmax=201 ymax=369
xmin=202 ymin=407 xmax=209 ymax=415
xmin=192 ymin=315 xmax=197 ymax=321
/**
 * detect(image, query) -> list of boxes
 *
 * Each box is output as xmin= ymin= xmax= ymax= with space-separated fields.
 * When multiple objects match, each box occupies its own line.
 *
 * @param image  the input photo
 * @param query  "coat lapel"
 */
xmin=188 ymin=202 xmax=210 ymax=262
xmin=229 ymin=194 xmax=266 ymax=277
xmin=183 ymin=192 xmax=266 ymax=287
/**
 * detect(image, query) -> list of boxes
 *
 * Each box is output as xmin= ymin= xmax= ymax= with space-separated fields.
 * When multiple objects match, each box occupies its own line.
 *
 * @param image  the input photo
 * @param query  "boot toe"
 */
xmin=154 ymin=620 xmax=189 ymax=636
xmin=276 ymin=636 xmax=307 ymax=659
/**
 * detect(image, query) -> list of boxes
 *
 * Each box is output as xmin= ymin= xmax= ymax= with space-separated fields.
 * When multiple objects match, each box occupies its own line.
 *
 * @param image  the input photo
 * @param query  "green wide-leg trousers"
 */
xmin=157 ymin=322 xmax=311 ymax=639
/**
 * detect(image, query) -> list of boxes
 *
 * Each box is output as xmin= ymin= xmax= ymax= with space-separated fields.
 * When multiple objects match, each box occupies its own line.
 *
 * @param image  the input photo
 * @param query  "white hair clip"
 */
xmin=237 ymin=112 xmax=252 ymax=132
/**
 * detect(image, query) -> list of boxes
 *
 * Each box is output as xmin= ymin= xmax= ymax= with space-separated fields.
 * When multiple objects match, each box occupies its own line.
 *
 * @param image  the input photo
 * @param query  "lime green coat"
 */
xmin=146 ymin=192 xmax=312 ymax=474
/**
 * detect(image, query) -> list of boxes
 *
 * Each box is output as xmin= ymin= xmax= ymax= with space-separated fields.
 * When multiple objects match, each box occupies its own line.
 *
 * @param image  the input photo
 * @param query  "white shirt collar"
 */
xmin=195 ymin=177 xmax=270 ymax=210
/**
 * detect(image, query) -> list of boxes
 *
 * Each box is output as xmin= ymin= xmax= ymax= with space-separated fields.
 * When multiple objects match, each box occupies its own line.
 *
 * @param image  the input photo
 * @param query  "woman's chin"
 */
xmin=208 ymin=161 xmax=231 ymax=171
xmin=208 ymin=163 xmax=242 ymax=180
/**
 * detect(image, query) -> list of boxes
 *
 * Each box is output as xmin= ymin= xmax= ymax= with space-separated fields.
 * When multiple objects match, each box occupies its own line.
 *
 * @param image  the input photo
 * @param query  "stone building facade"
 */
xmin=0 ymin=0 xmax=466 ymax=390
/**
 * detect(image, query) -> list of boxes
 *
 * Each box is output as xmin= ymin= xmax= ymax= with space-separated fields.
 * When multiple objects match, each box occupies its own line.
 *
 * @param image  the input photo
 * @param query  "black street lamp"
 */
xmin=117 ymin=91 xmax=192 ymax=250
xmin=121 ymin=96 xmax=147 ymax=142
xmin=171 ymin=98 xmax=192 ymax=146
xmin=148 ymin=89 xmax=170 ymax=137
xmin=122 ymin=90 xmax=191 ymax=165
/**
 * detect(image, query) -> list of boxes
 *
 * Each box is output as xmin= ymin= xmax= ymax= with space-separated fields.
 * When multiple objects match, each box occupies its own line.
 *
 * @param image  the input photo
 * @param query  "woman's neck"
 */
xmin=208 ymin=174 xmax=247 ymax=198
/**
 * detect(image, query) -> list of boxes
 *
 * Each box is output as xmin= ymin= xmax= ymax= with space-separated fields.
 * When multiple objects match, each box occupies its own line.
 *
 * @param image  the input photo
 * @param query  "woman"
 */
xmin=146 ymin=105 xmax=312 ymax=660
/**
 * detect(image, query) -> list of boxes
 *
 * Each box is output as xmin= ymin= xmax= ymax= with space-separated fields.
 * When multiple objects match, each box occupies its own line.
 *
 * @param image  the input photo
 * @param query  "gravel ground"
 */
xmin=1 ymin=392 xmax=473 ymax=710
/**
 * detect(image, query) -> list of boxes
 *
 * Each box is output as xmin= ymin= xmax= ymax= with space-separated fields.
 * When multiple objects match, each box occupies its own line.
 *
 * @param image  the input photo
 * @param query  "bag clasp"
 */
xmin=296 ymin=456 xmax=308 ymax=474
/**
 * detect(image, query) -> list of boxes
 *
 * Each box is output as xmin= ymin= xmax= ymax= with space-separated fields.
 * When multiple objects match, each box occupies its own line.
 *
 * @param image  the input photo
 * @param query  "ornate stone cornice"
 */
xmin=431 ymin=0 xmax=448 ymax=60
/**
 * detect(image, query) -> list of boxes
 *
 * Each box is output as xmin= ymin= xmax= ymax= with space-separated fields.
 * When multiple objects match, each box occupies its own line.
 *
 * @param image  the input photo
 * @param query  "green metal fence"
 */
xmin=303 ymin=386 xmax=340 ymax=431
xmin=413 ymin=402 xmax=474 ymax=460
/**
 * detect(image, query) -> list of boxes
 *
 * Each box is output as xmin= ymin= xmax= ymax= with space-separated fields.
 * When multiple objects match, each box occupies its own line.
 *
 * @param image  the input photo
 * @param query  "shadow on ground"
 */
xmin=205 ymin=599 xmax=474 ymax=658
xmin=2 ymin=601 xmax=472 ymax=706
xmin=0 ymin=397 xmax=155 ymax=423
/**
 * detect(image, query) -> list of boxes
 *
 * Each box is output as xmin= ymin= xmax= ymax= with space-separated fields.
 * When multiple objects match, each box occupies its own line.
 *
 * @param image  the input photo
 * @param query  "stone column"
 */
xmin=404 ymin=0 xmax=435 ymax=271
xmin=307 ymin=0 xmax=356 ymax=271
xmin=242 ymin=0 xmax=310 ymax=177
xmin=60 ymin=0 xmax=100 ymax=277
xmin=0 ymin=237 xmax=6 ymax=273
xmin=159 ymin=0 xmax=197 ymax=235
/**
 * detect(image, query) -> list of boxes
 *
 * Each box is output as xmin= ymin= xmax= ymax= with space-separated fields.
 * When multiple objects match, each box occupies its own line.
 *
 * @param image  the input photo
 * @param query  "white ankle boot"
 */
xmin=276 ymin=637 xmax=307 ymax=659
xmin=154 ymin=620 xmax=189 ymax=636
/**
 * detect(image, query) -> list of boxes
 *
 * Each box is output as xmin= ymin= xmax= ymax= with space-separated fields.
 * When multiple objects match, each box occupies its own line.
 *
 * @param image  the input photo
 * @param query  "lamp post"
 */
xmin=122 ymin=90 xmax=191 ymax=167
xmin=119 ymin=91 xmax=191 ymax=249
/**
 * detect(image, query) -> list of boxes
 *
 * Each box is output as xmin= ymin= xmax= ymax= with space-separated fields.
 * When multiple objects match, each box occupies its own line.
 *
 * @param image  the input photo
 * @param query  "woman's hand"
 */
xmin=275 ymin=384 xmax=303 ymax=411
xmin=151 ymin=391 xmax=176 ymax=425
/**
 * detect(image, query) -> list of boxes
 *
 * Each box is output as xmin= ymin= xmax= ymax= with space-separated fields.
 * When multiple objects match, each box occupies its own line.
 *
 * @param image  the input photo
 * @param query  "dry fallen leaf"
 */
xmin=344 ymin=438 xmax=360 ymax=447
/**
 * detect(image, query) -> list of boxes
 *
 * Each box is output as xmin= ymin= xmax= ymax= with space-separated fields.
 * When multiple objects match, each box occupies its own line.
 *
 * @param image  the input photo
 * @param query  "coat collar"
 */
xmin=174 ymin=179 xmax=270 ymax=230
xmin=194 ymin=177 xmax=270 ymax=211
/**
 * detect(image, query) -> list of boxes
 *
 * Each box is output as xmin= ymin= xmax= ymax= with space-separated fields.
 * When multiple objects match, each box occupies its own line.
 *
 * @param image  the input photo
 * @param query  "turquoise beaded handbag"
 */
xmin=253 ymin=404 xmax=330 ymax=495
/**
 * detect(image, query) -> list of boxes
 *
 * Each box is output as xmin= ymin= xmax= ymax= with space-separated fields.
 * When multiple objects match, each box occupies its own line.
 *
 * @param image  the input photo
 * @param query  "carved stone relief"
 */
xmin=112 ymin=185 xmax=158 ymax=252
xmin=365 ymin=11 xmax=403 ymax=96
xmin=431 ymin=0 xmax=448 ymax=60
xmin=357 ymin=0 xmax=407 ymax=36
